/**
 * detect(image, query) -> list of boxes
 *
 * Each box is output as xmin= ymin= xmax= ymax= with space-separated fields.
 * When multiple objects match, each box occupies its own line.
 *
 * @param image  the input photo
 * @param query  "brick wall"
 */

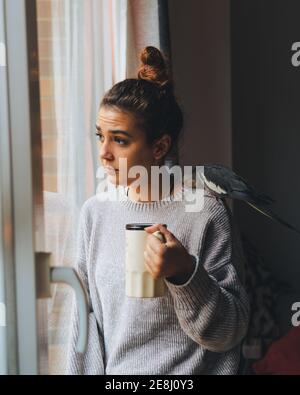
xmin=37 ymin=0 xmax=58 ymax=192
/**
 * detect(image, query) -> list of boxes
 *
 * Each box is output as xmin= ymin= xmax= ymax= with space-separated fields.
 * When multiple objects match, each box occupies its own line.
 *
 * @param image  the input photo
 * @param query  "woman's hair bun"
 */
xmin=138 ymin=46 xmax=172 ymax=90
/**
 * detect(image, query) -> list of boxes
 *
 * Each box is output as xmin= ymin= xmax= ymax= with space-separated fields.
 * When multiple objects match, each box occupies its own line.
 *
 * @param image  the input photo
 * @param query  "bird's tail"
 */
xmin=241 ymin=185 xmax=275 ymax=206
xmin=251 ymin=190 xmax=275 ymax=205
xmin=245 ymin=201 xmax=300 ymax=235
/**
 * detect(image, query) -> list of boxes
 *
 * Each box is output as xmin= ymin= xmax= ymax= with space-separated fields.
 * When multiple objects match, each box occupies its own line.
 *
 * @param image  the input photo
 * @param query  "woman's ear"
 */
xmin=152 ymin=134 xmax=172 ymax=161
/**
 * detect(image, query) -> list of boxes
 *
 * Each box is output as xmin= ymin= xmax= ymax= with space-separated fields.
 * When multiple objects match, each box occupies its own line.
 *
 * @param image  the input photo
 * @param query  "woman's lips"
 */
xmin=104 ymin=167 xmax=119 ymax=175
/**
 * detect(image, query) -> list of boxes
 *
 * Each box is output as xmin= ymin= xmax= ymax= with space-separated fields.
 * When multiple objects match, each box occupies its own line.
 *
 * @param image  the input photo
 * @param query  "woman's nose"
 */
xmin=100 ymin=142 xmax=114 ymax=161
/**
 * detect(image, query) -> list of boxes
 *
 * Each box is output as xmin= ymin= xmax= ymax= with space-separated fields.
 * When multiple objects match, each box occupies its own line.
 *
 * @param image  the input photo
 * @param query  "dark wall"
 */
xmin=168 ymin=0 xmax=300 ymax=331
xmin=168 ymin=0 xmax=232 ymax=167
xmin=231 ymin=0 xmax=300 ymax=328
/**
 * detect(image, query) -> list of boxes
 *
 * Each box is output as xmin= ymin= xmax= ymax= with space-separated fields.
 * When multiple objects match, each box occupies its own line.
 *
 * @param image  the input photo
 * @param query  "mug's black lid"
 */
xmin=126 ymin=223 xmax=167 ymax=230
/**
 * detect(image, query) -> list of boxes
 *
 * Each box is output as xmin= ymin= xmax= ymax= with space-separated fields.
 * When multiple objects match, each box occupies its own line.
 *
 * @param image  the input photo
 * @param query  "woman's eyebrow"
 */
xmin=95 ymin=125 xmax=132 ymax=138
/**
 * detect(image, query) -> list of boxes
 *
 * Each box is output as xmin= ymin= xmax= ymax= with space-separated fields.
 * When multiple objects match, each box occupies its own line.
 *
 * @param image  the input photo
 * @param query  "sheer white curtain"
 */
xmin=47 ymin=0 xmax=127 ymax=374
xmin=46 ymin=0 xmax=163 ymax=374
xmin=51 ymin=0 xmax=162 ymax=209
xmin=51 ymin=0 xmax=127 ymax=210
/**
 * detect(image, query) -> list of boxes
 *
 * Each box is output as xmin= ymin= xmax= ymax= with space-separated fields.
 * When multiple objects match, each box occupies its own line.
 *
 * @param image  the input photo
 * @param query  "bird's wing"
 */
xmin=200 ymin=164 xmax=299 ymax=236
xmin=203 ymin=164 xmax=275 ymax=205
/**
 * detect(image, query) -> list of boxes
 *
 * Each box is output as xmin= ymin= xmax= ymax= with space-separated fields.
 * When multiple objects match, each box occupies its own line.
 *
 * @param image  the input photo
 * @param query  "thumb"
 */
xmin=155 ymin=224 xmax=175 ymax=244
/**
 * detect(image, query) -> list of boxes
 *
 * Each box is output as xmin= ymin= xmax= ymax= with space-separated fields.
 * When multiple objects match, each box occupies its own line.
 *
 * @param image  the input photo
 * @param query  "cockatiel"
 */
xmin=194 ymin=164 xmax=300 ymax=235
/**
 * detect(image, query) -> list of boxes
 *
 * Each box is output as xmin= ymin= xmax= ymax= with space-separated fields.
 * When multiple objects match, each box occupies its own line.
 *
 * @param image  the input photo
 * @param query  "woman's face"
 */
xmin=96 ymin=106 xmax=170 ymax=186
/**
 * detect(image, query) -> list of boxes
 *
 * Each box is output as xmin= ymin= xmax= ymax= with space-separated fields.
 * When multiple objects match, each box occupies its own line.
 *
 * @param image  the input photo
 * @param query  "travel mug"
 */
xmin=125 ymin=223 xmax=167 ymax=297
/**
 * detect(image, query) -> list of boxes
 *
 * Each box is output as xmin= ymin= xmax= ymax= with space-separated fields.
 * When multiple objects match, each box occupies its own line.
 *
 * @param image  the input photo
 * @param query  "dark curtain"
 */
xmin=158 ymin=0 xmax=180 ymax=166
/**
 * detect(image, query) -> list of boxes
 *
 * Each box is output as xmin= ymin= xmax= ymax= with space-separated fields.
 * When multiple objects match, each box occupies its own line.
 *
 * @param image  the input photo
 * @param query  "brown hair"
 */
xmin=100 ymin=46 xmax=183 ymax=161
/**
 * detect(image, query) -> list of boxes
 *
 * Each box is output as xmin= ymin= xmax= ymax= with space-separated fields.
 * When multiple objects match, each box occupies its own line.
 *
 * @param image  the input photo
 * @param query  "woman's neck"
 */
xmin=127 ymin=175 xmax=175 ymax=203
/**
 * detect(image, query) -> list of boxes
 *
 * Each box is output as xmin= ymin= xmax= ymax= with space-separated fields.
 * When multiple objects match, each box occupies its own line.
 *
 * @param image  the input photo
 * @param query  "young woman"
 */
xmin=67 ymin=46 xmax=249 ymax=375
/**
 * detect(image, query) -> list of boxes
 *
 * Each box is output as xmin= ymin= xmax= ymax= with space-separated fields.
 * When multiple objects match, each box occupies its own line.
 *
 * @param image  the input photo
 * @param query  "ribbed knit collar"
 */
xmin=118 ymin=183 xmax=185 ymax=212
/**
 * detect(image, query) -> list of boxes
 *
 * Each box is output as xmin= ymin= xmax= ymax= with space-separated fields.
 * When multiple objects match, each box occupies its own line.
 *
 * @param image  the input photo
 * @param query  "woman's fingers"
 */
xmin=146 ymin=234 xmax=167 ymax=255
xmin=144 ymin=250 xmax=162 ymax=278
xmin=154 ymin=224 xmax=175 ymax=244
xmin=145 ymin=224 xmax=175 ymax=246
xmin=144 ymin=224 xmax=161 ymax=232
xmin=144 ymin=253 xmax=159 ymax=279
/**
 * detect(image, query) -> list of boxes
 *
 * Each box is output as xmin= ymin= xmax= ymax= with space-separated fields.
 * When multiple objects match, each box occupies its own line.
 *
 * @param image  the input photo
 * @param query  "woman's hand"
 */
xmin=144 ymin=224 xmax=196 ymax=283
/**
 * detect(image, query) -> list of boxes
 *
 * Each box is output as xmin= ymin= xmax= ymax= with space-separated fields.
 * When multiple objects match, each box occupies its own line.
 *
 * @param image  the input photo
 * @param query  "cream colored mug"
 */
xmin=125 ymin=223 xmax=167 ymax=297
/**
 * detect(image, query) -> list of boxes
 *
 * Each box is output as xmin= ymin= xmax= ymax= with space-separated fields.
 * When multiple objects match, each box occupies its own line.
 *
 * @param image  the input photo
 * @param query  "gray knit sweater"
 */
xmin=66 ymin=184 xmax=249 ymax=375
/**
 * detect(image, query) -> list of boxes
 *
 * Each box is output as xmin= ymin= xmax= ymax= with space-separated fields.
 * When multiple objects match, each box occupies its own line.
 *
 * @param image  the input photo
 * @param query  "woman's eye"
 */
xmin=95 ymin=133 xmax=104 ymax=142
xmin=114 ymin=137 xmax=128 ymax=145
xmin=95 ymin=133 xmax=127 ymax=146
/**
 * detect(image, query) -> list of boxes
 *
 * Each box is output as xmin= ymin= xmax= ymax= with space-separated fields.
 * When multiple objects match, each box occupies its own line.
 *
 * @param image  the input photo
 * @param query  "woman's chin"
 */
xmin=107 ymin=174 xmax=118 ymax=184
xmin=106 ymin=173 xmax=136 ymax=188
xmin=107 ymin=173 xmax=127 ymax=187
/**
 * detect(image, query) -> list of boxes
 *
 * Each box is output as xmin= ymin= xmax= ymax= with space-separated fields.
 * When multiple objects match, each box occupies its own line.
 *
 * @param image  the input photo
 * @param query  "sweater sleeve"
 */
xmin=165 ymin=200 xmax=250 ymax=353
xmin=66 ymin=202 xmax=105 ymax=375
